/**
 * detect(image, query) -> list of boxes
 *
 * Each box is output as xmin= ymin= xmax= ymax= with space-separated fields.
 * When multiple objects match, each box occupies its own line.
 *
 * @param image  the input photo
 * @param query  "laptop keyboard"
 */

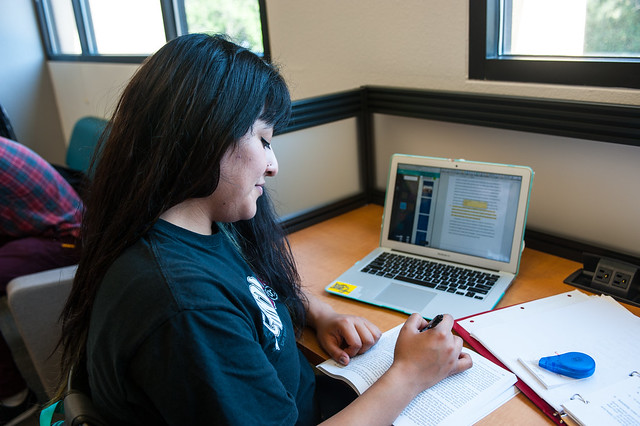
xmin=360 ymin=252 xmax=500 ymax=300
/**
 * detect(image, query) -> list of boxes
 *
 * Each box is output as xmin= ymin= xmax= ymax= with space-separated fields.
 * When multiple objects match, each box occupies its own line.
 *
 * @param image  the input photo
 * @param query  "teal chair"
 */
xmin=66 ymin=116 xmax=108 ymax=173
xmin=53 ymin=116 xmax=108 ymax=198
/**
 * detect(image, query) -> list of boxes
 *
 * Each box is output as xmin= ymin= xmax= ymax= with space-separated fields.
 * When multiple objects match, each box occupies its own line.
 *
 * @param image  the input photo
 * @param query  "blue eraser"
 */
xmin=538 ymin=352 xmax=596 ymax=379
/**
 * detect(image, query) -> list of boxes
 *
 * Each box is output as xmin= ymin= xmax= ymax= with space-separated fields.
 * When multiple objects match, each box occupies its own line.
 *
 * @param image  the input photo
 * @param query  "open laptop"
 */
xmin=325 ymin=154 xmax=533 ymax=319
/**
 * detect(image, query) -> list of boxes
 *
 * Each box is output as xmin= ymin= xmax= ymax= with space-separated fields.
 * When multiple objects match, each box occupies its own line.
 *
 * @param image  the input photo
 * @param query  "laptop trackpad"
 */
xmin=374 ymin=283 xmax=435 ymax=313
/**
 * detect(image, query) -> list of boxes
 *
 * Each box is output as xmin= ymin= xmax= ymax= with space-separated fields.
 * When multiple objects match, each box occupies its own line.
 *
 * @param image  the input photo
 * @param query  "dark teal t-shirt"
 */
xmin=87 ymin=219 xmax=316 ymax=425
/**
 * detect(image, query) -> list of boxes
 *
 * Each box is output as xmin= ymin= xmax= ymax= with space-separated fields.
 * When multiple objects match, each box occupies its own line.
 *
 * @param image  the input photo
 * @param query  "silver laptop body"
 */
xmin=325 ymin=154 xmax=534 ymax=320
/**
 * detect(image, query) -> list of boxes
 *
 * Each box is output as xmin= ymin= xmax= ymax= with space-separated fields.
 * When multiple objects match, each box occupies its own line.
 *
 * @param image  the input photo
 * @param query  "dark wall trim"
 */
xmin=364 ymin=86 xmax=640 ymax=148
xmin=286 ymin=87 xmax=640 ymax=147
xmin=281 ymin=194 xmax=370 ymax=234
xmin=281 ymin=90 xmax=372 ymax=235
xmin=284 ymin=90 xmax=362 ymax=134
xmin=523 ymin=230 xmax=640 ymax=266
xmin=282 ymin=87 xmax=640 ymax=265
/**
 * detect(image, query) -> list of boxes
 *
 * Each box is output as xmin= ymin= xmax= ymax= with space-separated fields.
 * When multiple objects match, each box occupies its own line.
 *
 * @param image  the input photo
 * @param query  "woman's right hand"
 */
xmin=320 ymin=313 xmax=473 ymax=425
xmin=390 ymin=313 xmax=473 ymax=394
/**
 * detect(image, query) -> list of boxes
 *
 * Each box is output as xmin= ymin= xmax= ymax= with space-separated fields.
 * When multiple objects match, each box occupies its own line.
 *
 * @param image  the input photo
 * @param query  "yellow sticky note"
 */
xmin=327 ymin=281 xmax=357 ymax=295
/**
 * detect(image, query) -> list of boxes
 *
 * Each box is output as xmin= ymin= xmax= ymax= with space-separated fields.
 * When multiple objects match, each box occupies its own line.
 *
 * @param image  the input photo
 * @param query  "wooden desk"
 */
xmin=289 ymin=204 xmax=640 ymax=425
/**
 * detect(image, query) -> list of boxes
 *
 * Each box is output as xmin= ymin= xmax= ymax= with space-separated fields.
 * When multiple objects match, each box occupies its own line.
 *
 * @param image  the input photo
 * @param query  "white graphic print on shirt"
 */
xmin=247 ymin=276 xmax=284 ymax=350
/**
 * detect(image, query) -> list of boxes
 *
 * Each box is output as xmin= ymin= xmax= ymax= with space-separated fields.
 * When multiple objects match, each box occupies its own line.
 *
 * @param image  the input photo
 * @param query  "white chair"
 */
xmin=0 ymin=265 xmax=77 ymax=401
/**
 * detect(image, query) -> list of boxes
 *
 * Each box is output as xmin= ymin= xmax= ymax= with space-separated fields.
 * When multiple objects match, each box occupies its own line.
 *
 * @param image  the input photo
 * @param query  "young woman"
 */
xmin=57 ymin=33 xmax=471 ymax=425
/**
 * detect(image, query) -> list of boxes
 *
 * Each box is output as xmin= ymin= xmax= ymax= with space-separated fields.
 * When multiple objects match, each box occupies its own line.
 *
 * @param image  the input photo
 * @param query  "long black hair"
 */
xmin=57 ymin=34 xmax=303 ymax=396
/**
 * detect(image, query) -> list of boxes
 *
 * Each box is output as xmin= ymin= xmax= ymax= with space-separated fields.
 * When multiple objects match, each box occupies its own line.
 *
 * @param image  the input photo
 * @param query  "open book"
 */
xmin=316 ymin=324 xmax=518 ymax=426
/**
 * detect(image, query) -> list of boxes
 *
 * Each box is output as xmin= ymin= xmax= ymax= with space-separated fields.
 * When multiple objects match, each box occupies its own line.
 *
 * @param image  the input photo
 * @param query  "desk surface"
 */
xmin=289 ymin=204 xmax=640 ymax=425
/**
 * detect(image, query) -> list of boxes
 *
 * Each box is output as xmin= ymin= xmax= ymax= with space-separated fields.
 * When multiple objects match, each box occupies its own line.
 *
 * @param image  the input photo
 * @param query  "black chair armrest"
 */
xmin=63 ymin=391 xmax=109 ymax=426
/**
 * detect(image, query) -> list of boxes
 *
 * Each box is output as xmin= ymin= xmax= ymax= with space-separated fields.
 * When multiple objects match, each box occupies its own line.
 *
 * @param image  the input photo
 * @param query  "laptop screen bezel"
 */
xmin=380 ymin=154 xmax=533 ymax=274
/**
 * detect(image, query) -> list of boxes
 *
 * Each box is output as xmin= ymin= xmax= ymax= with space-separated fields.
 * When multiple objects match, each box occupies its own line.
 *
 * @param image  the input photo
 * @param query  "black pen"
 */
xmin=420 ymin=314 xmax=443 ymax=332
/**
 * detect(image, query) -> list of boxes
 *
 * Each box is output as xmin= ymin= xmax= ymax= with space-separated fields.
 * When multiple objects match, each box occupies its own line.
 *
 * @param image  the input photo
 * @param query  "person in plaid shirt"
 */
xmin=0 ymin=136 xmax=82 ymax=425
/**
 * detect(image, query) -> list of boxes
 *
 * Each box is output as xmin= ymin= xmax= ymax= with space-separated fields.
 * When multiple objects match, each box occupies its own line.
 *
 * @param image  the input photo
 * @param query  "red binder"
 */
xmin=454 ymin=312 xmax=566 ymax=425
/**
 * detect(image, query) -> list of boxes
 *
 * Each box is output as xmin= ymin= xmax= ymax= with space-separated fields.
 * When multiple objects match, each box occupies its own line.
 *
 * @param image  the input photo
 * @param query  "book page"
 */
xmin=316 ymin=324 xmax=399 ymax=394
xmin=394 ymin=351 xmax=517 ymax=426
xmin=317 ymin=324 xmax=517 ymax=425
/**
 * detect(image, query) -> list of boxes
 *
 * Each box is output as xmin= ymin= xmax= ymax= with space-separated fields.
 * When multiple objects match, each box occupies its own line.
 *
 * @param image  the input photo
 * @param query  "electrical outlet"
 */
xmin=593 ymin=267 xmax=613 ymax=285
xmin=590 ymin=257 xmax=638 ymax=298
xmin=612 ymin=272 xmax=631 ymax=290
xmin=564 ymin=254 xmax=640 ymax=303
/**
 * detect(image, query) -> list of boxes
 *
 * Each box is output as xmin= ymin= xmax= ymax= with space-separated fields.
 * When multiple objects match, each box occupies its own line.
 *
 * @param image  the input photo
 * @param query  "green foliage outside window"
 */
xmin=185 ymin=0 xmax=264 ymax=55
xmin=585 ymin=0 xmax=640 ymax=56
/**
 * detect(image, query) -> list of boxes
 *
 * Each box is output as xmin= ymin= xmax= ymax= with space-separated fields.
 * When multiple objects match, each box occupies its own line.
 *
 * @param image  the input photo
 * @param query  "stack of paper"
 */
xmin=456 ymin=290 xmax=640 ymax=425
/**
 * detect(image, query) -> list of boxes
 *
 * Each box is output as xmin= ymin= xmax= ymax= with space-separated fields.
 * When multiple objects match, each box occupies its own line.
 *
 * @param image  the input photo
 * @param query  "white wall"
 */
xmin=48 ymin=62 xmax=134 ymax=141
xmin=269 ymin=119 xmax=362 ymax=219
xmin=266 ymin=0 xmax=639 ymax=105
xmin=0 ymin=1 xmax=65 ymax=162
xmin=372 ymin=115 xmax=640 ymax=258
xmin=28 ymin=1 xmax=640 ymax=257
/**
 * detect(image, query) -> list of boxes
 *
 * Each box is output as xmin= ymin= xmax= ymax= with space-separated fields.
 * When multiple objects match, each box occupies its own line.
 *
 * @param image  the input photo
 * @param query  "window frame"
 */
xmin=469 ymin=0 xmax=640 ymax=89
xmin=34 ymin=0 xmax=271 ymax=63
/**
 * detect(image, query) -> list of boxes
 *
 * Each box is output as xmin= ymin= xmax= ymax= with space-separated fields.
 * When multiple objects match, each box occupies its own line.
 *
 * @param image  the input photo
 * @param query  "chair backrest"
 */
xmin=66 ymin=117 xmax=108 ymax=172
xmin=0 ymin=103 xmax=18 ymax=140
xmin=6 ymin=265 xmax=77 ymax=398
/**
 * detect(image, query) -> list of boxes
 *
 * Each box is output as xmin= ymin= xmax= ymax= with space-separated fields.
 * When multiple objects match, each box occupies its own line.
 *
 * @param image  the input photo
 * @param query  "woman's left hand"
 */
xmin=315 ymin=312 xmax=382 ymax=365
xmin=305 ymin=292 xmax=381 ymax=365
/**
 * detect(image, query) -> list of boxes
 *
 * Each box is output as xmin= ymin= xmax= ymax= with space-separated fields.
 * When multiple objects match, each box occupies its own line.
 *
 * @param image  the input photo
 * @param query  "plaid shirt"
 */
xmin=0 ymin=137 xmax=82 ymax=239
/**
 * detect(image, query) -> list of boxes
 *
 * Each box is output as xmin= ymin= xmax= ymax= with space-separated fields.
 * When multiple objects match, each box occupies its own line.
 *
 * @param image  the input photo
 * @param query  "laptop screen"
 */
xmin=387 ymin=163 xmax=523 ymax=263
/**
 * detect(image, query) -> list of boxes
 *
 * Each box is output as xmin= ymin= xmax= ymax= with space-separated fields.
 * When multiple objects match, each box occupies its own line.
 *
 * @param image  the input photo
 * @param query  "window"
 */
xmin=469 ymin=0 xmax=640 ymax=89
xmin=35 ymin=0 xmax=270 ymax=62
xmin=182 ymin=0 xmax=264 ymax=54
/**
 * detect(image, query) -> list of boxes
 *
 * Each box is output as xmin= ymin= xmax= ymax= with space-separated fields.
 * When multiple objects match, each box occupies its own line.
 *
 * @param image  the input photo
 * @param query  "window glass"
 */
xmin=584 ymin=0 xmax=640 ymax=57
xmin=501 ymin=0 xmax=640 ymax=59
xmin=36 ymin=0 xmax=268 ymax=61
xmin=183 ymin=0 xmax=264 ymax=55
xmin=48 ymin=0 xmax=81 ymax=54
xmin=470 ymin=0 xmax=640 ymax=88
xmin=87 ymin=0 xmax=166 ymax=55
